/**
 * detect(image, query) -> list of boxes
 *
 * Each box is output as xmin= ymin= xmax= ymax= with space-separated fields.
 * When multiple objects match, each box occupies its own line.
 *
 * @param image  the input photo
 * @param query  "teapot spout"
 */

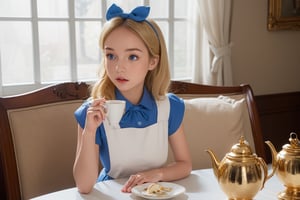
xmin=265 ymin=141 xmax=278 ymax=178
xmin=205 ymin=149 xmax=220 ymax=178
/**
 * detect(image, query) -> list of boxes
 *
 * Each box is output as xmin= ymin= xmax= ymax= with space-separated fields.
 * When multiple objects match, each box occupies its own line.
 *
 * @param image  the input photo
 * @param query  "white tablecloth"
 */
xmin=31 ymin=169 xmax=284 ymax=200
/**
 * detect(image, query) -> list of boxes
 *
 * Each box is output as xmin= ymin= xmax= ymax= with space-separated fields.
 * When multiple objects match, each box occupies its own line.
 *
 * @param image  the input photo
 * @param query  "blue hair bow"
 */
xmin=106 ymin=3 xmax=150 ymax=22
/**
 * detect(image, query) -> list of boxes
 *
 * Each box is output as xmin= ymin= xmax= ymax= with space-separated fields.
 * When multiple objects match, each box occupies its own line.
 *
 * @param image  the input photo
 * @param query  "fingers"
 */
xmin=89 ymin=98 xmax=105 ymax=107
xmin=89 ymin=98 xmax=108 ymax=115
xmin=87 ymin=107 xmax=105 ymax=122
xmin=85 ymin=98 xmax=107 ymax=131
xmin=121 ymin=174 xmax=146 ymax=193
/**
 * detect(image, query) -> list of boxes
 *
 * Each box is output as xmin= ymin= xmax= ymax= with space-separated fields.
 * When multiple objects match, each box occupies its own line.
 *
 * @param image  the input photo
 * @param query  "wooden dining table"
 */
xmin=31 ymin=168 xmax=285 ymax=200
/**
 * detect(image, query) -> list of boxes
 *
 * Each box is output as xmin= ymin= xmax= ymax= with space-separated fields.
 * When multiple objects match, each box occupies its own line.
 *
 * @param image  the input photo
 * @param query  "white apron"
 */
xmin=103 ymin=97 xmax=169 ymax=179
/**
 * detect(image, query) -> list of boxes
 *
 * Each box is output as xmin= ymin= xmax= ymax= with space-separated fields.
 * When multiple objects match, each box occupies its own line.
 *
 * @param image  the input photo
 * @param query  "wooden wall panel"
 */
xmin=255 ymin=92 xmax=300 ymax=163
xmin=0 ymin=153 xmax=7 ymax=200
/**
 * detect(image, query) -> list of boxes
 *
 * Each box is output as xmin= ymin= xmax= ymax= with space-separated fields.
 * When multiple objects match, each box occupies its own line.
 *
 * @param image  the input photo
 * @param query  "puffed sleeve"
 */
xmin=167 ymin=93 xmax=185 ymax=135
xmin=74 ymin=100 xmax=90 ymax=129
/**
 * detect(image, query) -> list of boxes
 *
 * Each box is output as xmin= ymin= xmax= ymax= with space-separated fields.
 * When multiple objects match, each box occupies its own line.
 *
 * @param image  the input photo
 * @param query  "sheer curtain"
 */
xmin=188 ymin=0 xmax=233 ymax=86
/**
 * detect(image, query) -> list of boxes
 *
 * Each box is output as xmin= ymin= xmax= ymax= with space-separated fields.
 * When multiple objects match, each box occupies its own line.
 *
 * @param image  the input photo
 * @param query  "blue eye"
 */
xmin=106 ymin=53 xmax=116 ymax=60
xmin=129 ymin=55 xmax=138 ymax=61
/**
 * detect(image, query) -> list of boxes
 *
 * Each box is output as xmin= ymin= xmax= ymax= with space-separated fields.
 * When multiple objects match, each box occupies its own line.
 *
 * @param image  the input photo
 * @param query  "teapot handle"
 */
xmin=257 ymin=157 xmax=273 ymax=189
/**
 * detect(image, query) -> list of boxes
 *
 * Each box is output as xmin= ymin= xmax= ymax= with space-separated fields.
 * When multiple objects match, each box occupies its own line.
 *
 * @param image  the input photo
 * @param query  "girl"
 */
xmin=73 ymin=4 xmax=192 ymax=194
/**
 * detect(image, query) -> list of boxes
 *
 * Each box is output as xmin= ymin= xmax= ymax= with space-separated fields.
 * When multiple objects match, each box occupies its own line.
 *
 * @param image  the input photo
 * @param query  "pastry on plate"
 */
xmin=144 ymin=183 xmax=172 ymax=196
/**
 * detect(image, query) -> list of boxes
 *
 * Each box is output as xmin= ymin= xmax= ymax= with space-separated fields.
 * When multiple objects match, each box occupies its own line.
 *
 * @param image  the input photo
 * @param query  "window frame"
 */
xmin=0 ymin=0 xmax=189 ymax=96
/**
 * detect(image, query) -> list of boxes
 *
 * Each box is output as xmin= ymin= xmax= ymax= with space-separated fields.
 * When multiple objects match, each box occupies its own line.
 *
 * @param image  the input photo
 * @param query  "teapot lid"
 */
xmin=283 ymin=132 xmax=300 ymax=153
xmin=228 ymin=136 xmax=254 ymax=158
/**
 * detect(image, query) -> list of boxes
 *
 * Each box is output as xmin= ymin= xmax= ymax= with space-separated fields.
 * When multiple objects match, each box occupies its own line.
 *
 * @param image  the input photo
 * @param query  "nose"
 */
xmin=115 ymin=62 xmax=125 ymax=72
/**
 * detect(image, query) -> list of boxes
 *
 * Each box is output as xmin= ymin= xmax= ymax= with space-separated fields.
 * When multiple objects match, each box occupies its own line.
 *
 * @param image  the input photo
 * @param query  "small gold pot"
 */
xmin=206 ymin=136 xmax=274 ymax=200
xmin=266 ymin=132 xmax=300 ymax=200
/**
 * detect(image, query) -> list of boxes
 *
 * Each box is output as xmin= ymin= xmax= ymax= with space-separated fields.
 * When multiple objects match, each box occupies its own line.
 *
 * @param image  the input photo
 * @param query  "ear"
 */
xmin=148 ymin=56 xmax=159 ymax=71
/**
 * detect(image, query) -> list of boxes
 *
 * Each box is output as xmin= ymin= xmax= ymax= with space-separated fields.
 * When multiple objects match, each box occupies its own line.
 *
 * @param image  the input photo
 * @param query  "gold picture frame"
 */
xmin=268 ymin=0 xmax=300 ymax=31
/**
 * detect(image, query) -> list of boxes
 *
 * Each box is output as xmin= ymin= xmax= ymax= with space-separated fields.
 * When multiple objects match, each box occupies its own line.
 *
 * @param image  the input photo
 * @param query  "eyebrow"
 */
xmin=104 ymin=47 xmax=143 ymax=52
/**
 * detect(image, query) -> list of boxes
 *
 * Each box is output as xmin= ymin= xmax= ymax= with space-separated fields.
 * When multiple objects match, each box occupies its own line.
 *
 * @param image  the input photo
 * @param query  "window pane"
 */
xmin=174 ymin=21 xmax=189 ymax=79
xmin=156 ymin=21 xmax=169 ymax=51
xmin=0 ymin=0 xmax=31 ymax=17
xmin=0 ymin=21 xmax=34 ymax=85
xmin=76 ymin=21 xmax=101 ymax=80
xmin=39 ymin=22 xmax=70 ymax=82
xmin=106 ymin=0 xmax=143 ymax=11
xmin=174 ymin=0 xmax=187 ymax=18
xmin=75 ymin=0 xmax=102 ymax=18
xmin=149 ymin=0 xmax=169 ymax=18
xmin=37 ymin=0 xmax=68 ymax=18
xmin=0 ymin=0 xmax=192 ymax=96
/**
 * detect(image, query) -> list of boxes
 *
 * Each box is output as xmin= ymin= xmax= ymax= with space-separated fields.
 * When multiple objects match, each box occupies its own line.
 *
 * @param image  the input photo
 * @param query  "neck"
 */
xmin=119 ymin=86 xmax=144 ymax=105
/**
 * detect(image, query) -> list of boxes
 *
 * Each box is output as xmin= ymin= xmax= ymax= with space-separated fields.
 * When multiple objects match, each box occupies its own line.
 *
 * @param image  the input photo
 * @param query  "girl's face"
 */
xmin=103 ymin=26 xmax=158 ymax=103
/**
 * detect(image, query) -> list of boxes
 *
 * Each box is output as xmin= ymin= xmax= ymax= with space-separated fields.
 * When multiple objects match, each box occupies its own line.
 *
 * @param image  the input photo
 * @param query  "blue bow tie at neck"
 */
xmin=120 ymin=104 xmax=150 ymax=127
xmin=106 ymin=3 xmax=150 ymax=22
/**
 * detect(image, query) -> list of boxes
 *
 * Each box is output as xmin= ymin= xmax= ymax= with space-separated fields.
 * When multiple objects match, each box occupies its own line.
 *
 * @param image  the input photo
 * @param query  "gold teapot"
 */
xmin=265 ymin=132 xmax=300 ymax=200
xmin=206 ymin=136 xmax=274 ymax=200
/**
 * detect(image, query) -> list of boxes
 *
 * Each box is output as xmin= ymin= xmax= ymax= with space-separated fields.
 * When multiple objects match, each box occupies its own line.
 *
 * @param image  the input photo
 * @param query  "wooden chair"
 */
xmin=168 ymin=81 xmax=266 ymax=169
xmin=0 ymin=81 xmax=265 ymax=199
xmin=0 ymin=82 xmax=89 ymax=200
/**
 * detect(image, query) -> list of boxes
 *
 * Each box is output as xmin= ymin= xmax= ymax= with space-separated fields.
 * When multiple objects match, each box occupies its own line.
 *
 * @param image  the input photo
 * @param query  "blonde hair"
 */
xmin=91 ymin=17 xmax=170 ymax=100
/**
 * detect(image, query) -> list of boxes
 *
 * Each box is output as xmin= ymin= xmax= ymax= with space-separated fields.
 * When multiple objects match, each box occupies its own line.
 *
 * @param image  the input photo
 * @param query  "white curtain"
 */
xmin=188 ymin=0 xmax=233 ymax=86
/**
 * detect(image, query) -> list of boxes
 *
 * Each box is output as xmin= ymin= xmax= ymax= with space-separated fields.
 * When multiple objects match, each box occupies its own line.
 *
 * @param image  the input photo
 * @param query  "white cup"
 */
xmin=105 ymin=100 xmax=126 ymax=128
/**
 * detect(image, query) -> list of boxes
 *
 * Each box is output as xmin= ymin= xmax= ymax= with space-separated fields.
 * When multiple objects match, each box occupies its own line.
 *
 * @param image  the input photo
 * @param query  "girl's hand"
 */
xmin=85 ymin=98 xmax=106 ymax=133
xmin=121 ymin=170 xmax=162 ymax=193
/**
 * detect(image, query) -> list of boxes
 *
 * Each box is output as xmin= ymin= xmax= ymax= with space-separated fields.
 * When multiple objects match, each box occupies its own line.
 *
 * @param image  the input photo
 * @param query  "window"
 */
xmin=0 ymin=0 xmax=191 ymax=96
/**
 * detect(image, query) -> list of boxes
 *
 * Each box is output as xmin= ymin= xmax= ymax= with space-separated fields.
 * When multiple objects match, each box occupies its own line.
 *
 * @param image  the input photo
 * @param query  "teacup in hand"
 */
xmin=105 ymin=100 xmax=125 ymax=128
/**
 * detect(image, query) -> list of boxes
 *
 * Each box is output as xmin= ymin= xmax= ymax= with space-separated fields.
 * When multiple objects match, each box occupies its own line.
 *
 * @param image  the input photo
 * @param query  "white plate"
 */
xmin=131 ymin=182 xmax=185 ymax=200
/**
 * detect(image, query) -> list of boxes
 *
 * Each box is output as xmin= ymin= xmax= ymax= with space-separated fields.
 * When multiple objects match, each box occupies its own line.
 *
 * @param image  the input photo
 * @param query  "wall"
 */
xmin=231 ymin=0 xmax=300 ymax=96
xmin=255 ymin=91 xmax=300 ymax=163
xmin=231 ymin=0 xmax=300 ymax=162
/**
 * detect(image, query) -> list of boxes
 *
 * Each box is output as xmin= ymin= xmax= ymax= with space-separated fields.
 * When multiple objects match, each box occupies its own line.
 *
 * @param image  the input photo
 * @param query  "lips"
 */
xmin=116 ymin=77 xmax=128 ymax=83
